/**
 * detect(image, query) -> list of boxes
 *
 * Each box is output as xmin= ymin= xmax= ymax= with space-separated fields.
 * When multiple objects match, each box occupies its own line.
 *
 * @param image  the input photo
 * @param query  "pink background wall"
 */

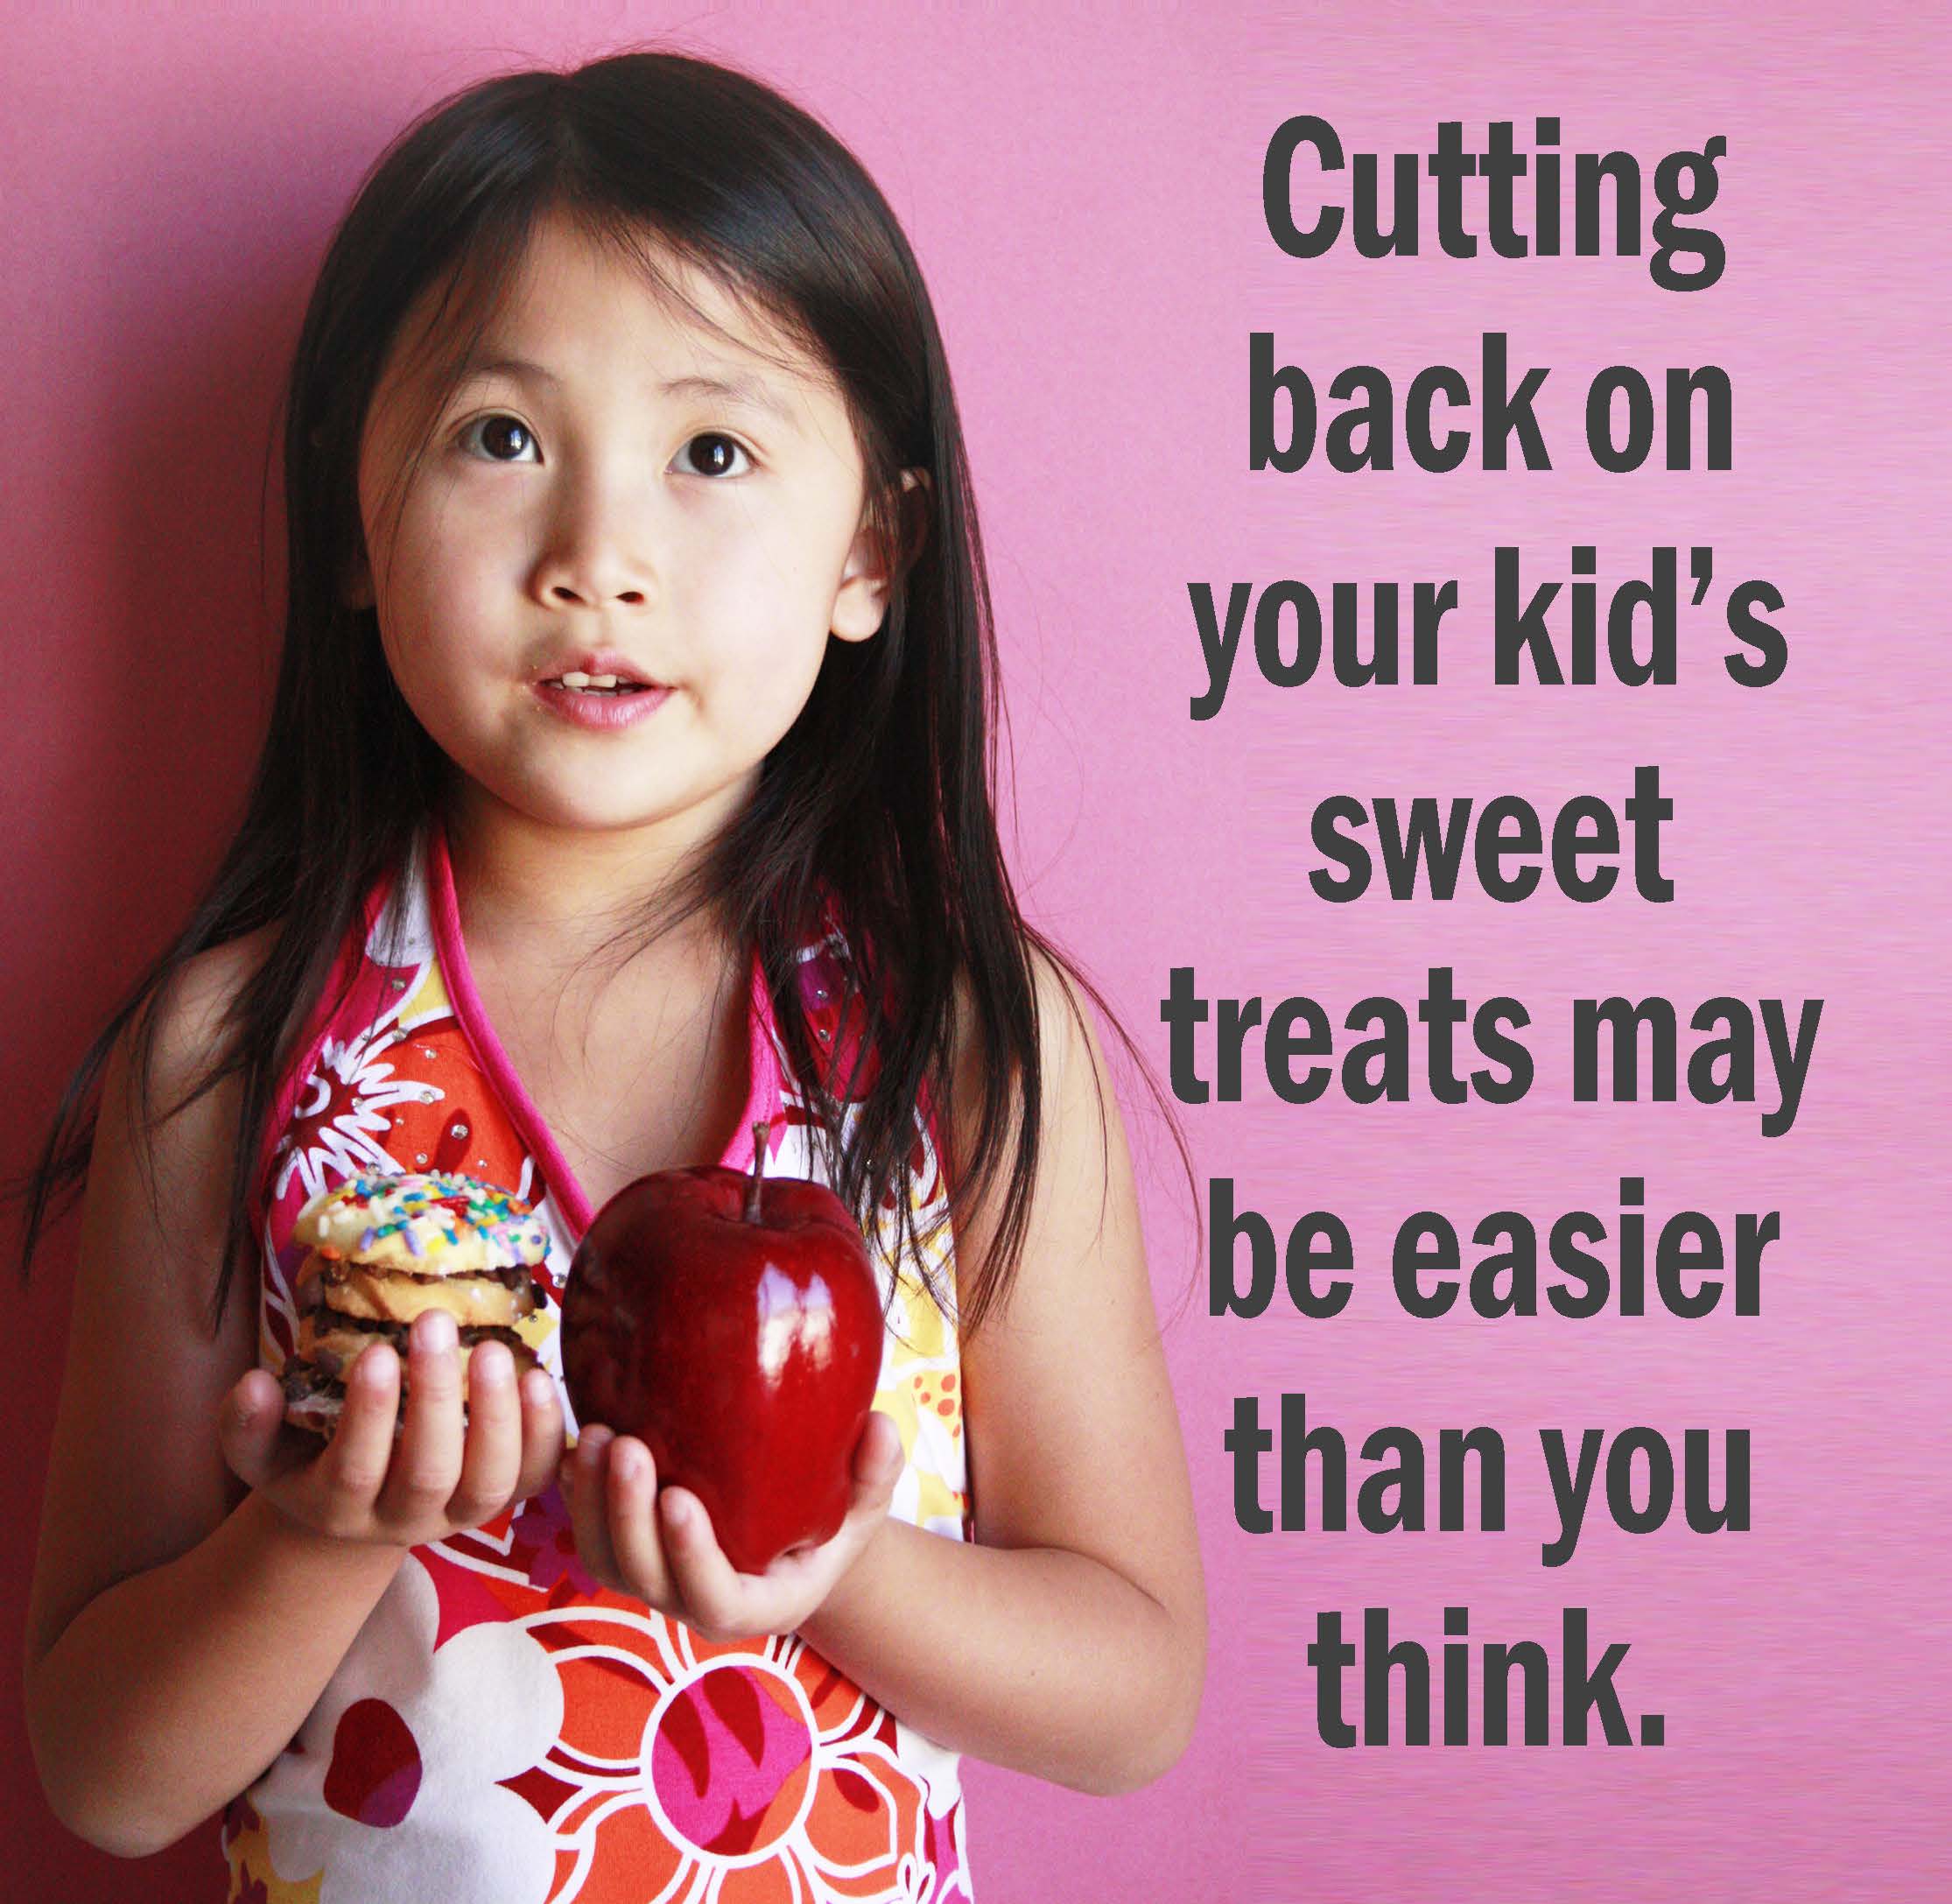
xmin=4 ymin=4 xmax=1944 ymax=1900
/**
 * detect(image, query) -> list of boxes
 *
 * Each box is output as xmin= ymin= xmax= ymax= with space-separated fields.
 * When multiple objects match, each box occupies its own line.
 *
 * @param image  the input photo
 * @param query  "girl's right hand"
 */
xmin=218 ymin=1309 xmax=565 ymax=1548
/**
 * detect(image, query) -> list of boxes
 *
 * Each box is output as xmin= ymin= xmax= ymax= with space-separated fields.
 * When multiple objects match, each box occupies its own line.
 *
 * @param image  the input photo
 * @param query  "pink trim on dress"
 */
xmin=425 ymin=819 xmax=782 ymax=1240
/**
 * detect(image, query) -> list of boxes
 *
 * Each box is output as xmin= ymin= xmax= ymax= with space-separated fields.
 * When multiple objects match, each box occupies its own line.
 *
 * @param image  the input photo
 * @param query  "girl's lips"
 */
xmin=530 ymin=680 xmax=673 ymax=731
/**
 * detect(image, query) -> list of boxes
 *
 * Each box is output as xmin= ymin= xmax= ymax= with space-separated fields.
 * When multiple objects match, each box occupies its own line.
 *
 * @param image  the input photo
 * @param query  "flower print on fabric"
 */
xmin=270 ymin=1025 xmax=441 ymax=1209
xmin=246 ymin=1558 xmax=564 ymax=1904
xmin=797 ymin=936 xmax=881 ymax=1106
xmin=500 ymin=1606 xmax=972 ymax=1902
xmin=514 ymin=1481 xmax=607 ymax=1601
xmin=269 ymin=982 xmax=537 ymax=1217
xmin=222 ymin=1795 xmax=305 ymax=1904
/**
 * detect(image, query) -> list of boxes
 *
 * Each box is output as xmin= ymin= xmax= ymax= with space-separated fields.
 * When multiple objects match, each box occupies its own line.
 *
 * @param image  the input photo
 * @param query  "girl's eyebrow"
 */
xmin=455 ymin=355 xmax=799 ymax=429
xmin=658 ymin=373 xmax=800 ymax=430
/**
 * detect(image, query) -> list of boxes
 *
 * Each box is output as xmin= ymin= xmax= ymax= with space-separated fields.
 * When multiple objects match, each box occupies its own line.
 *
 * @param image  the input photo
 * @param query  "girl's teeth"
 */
xmin=553 ymin=671 xmax=632 ymax=692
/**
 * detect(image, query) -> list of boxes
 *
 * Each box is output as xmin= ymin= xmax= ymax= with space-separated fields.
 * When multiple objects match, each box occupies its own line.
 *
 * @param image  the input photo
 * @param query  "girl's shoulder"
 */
xmin=141 ymin=921 xmax=286 ymax=1106
xmin=179 ymin=918 xmax=284 ymax=1000
xmin=940 ymin=938 xmax=1109 ymax=1193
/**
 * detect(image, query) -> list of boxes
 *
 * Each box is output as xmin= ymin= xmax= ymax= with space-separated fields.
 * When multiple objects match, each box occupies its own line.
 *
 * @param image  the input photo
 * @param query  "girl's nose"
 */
xmin=531 ymin=476 xmax=657 ymax=609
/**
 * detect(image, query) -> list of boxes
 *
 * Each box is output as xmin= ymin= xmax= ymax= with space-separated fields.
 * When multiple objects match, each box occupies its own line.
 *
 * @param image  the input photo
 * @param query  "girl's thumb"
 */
xmin=219 ymin=1369 xmax=283 ymax=1483
xmin=859 ymin=1409 xmax=904 ymax=1486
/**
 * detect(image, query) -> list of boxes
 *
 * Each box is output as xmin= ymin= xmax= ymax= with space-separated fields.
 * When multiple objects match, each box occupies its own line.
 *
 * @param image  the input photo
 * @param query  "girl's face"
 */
xmin=354 ymin=210 xmax=890 ymax=852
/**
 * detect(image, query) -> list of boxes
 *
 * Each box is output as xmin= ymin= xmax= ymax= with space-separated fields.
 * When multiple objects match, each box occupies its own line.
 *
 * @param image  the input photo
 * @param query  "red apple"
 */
xmin=560 ymin=1120 xmax=888 ymax=1575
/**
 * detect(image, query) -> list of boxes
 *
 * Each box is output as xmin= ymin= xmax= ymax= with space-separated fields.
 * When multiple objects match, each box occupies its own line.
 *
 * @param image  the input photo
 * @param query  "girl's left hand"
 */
xmin=558 ymin=1412 xmax=906 ymax=1641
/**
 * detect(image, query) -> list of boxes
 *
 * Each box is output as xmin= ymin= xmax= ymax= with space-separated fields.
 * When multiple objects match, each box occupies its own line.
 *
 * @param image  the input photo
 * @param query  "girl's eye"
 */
xmin=675 ymin=432 xmax=751 ymax=479
xmin=453 ymin=418 xmax=747 ymax=474
xmin=458 ymin=413 xmax=538 ymax=462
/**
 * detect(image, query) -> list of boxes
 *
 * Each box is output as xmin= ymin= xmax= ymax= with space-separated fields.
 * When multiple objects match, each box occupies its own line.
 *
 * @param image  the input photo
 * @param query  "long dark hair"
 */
xmin=9 ymin=49 xmax=1199 ymax=1340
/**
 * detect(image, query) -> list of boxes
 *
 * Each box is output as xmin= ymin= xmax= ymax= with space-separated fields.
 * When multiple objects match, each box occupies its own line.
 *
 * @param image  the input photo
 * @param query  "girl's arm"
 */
xmin=24 ymin=937 xmax=565 ymax=1858
xmin=24 ymin=932 xmax=404 ymax=1857
xmin=796 ymin=948 xmax=1207 ymax=1795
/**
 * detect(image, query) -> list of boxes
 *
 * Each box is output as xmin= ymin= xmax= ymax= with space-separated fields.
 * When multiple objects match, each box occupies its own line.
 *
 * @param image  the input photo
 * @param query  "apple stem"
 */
xmin=745 ymin=1120 xmax=770 ymax=1222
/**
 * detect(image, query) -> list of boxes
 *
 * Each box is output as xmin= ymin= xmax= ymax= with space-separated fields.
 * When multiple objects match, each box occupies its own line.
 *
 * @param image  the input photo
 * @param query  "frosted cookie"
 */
xmin=281 ymin=1171 xmax=551 ymax=1437
xmin=293 ymin=1170 xmax=551 ymax=1275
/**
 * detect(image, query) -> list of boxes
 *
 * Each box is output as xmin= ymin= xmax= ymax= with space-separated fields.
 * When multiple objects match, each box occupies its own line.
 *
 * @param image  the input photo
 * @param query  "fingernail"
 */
xmin=614 ymin=1444 xmax=642 ymax=1483
xmin=664 ymin=1493 xmax=691 ymax=1529
xmin=419 ymin=1310 xmax=458 ymax=1352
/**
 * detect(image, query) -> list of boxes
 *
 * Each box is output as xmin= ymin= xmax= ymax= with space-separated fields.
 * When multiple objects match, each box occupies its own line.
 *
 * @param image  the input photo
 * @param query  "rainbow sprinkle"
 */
xmin=306 ymin=1170 xmax=550 ymax=1260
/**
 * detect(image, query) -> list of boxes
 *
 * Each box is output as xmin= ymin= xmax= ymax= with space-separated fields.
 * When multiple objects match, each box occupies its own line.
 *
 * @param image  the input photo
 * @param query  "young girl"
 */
xmin=18 ymin=49 xmax=1204 ymax=1903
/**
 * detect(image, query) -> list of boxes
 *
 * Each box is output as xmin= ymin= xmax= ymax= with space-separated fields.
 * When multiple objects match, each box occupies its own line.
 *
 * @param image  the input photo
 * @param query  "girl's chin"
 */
xmin=455 ymin=772 xmax=762 ymax=845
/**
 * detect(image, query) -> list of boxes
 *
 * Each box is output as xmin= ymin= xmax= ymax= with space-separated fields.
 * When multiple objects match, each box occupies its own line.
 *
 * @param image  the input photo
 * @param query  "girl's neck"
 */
xmin=439 ymin=790 xmax=738 ymax=980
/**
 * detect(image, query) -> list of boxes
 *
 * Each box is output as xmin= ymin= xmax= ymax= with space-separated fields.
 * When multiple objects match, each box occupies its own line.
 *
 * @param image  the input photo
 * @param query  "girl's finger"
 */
xmin=658 ymin=1487 xmax=752 ymax=1638
xmin=327 ymin=1342 xmax=404 ymax=1502
xmin=510 ymin=1370 xmax=565 ymax=1504
xmin=448 ymin=1340 xmax=520 ymax=1527
xmin=853 ymin=1411 xmax=906 ymax=1498
xmin=568 ymin=1427 xmax=621 ymax=1588
xmin=380 ymin=1310 xmax=466 ymax=1525
xmin=217 ymin=1369 xmax=286 ymax=1490
xmin=605 ymin=1437 xmax=673 ymax=1605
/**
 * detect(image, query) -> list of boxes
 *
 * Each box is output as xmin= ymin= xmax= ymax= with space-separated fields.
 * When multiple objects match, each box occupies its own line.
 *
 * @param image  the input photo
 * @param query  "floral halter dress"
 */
xmin=221 ymin=824 xmax=976 ymax=1904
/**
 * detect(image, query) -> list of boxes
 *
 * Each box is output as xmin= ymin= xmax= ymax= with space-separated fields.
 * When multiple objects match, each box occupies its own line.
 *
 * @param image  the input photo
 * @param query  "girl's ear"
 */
xmin=831 ymin=469 xmax=930 ymax=643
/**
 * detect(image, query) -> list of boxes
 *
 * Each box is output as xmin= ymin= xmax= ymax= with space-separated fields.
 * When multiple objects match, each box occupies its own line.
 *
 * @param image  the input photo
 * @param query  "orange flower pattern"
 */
xmin=226 ymin=832 xmax=973 ymax=1902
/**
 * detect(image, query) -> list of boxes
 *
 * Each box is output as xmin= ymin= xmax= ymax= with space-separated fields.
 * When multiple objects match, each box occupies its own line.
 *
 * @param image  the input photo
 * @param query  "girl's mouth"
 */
xmin=548 ymin=671 xmax=650 ymax=695
xmin=532 ymin=678 xmax=672 ymax=730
